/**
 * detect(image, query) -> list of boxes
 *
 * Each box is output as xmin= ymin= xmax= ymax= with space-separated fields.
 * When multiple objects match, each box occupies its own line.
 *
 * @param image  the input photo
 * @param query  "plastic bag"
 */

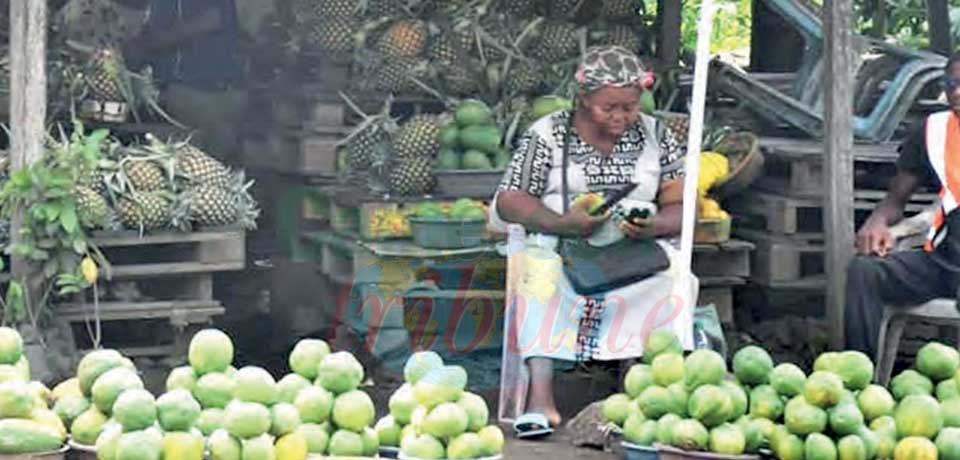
xmin=694 ymin=304 xmax=727 ymax=359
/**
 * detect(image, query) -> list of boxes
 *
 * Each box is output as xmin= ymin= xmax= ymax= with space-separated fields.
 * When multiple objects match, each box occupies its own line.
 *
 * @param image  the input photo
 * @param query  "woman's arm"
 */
xmin=496 ymin=190 xmax=608 ymax=238
xmin=619 ymin=179 xmax=686 ymax=239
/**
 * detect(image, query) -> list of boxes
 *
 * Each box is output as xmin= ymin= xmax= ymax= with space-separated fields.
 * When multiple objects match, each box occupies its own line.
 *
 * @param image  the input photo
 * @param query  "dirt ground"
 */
xmin=504 ymin=429 xmax=620 ymax=460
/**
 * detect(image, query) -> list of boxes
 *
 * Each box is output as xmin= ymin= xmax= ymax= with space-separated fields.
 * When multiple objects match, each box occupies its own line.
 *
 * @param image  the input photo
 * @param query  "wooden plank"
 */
xmin=91 ymin=228 xmax=245 ymax=247
xmin=824 ymin=0 xmax=857 ymax=347
xmin=56 ymin=300 xmax=223 ymax=322
xmin=759 ymin=137 xmax=899 ymax=162
xmin=107 ymin=261 xmax=244 ymax=279
xmin=691 ymin=244 xmax=751 ymax=278
xmin=729 ymin=190 xmax=936 ymax=233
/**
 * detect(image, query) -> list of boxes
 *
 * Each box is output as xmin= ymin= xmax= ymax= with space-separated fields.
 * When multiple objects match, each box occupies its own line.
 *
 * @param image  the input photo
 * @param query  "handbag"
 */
xmin=558 ymin=113 xmax=671 ymax=296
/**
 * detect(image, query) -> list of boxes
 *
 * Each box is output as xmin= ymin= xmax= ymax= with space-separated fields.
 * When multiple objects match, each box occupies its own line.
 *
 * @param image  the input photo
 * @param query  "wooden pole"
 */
xmin=822 ymin=0 xmax=855 ymax=349
xmin=660 ymin=0 xmax=682 ymax=68
xmin=927 ymin=0 xmax=952 ymax=55
xmin=9 ymin=0 xmax=47 ymax=298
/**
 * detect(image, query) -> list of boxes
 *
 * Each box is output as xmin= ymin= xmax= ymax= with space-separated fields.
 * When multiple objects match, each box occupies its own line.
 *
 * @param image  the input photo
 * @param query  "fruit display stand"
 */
xmin=304 ymin=225 xmax=755 ymax=366
xmin=54 ymin=228 xmax=245 ymax=362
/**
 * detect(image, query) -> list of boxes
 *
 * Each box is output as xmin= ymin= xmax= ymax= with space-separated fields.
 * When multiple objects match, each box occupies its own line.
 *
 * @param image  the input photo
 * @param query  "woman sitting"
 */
xmin=489 ymin=46 xmax=698 ymax=438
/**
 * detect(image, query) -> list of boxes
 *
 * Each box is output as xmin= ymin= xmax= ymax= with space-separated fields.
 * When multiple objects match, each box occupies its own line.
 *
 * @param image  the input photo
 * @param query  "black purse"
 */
xmin=558 ymin=113 xmax=671 ymax=296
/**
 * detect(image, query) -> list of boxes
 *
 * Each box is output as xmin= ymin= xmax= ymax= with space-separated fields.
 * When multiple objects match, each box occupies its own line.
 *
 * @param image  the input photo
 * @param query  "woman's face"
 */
xmin=580 ymin=86 xmax=642 ymax=138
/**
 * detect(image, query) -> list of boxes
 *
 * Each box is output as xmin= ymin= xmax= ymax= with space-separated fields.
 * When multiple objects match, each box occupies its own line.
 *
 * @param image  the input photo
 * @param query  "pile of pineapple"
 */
xmin=293 ymin=0 xmax=648 ymax=101
xmin=66 ymin=133 xmax=259 ymax=235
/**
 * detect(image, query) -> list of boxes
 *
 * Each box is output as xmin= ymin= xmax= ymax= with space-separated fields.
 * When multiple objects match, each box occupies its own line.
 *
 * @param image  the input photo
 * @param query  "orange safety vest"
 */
xmin=924 ymin=111 xmax=960 ymax=251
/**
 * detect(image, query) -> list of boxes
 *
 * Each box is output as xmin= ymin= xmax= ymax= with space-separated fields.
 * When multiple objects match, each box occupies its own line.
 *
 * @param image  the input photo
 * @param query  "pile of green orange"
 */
xmin=602 ymin=331 xmax=960 ymax=460
xmin=377 ymin=351 xmax=505 ymax=459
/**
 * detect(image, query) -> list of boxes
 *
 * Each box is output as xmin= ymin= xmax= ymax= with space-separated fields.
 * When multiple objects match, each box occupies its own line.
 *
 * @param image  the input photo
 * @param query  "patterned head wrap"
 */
xmin=575 ymin=46 xmax=654 ymax=92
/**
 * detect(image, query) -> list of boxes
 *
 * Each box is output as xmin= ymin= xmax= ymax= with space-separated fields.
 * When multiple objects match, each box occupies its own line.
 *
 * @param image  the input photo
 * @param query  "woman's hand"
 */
xmin=620 ymin=215 xmax=656 ymax=240
xmin=559 ymin=199 xmax=609 ymax=237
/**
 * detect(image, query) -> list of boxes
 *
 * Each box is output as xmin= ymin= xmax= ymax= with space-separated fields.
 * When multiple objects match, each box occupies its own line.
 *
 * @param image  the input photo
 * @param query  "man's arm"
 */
xmin=857 ymin=170 xmax=922 ymax=255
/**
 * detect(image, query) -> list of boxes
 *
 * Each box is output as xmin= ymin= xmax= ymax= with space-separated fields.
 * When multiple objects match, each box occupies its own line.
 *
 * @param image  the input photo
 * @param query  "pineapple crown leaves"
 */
xmin=337 ymin=92 xmax=400 ymax=146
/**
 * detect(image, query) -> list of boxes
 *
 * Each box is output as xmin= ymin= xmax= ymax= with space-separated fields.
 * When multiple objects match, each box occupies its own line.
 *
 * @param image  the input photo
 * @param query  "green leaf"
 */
xmin=60 ymin=203 xmax=78 ymax=234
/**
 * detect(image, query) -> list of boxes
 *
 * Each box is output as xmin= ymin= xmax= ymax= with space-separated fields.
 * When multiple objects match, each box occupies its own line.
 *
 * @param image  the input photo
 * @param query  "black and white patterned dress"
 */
xmin=490 ymin=111 xmax=698 ymax=362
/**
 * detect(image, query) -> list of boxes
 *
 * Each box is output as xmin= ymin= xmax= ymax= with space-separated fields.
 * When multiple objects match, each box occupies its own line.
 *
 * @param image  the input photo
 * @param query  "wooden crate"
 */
xmin=90 ymin=228 xmax=246 ymax=280
xmin=55 ymin=229 xmax=244 ymax=360
xmin=729 ymin=189 xmax=937 ymax=234
xmin=734 ymin=228 xmax=825 ymax=285
xmin=757 ymin=137 xmax=901 ymax=195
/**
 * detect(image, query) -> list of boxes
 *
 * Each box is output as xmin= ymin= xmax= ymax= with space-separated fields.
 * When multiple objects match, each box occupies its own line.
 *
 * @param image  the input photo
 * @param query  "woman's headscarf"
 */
xmin=575 ymin=46 xmax=655 ymax=93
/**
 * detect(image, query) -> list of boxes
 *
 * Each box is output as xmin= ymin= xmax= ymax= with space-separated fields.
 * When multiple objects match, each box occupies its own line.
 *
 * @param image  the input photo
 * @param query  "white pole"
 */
xmin=675 ymin=0 xmax=716 ymax=348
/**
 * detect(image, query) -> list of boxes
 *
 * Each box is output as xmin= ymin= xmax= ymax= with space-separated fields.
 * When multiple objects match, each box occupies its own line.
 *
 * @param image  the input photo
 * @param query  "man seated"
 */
xmin=845 ymin=54 xmax=960 ymax=358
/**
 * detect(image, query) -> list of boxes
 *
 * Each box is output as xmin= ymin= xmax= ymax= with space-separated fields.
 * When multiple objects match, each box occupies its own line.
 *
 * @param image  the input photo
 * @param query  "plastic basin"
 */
xmin=656 ymin=444 xmax=761 ymax=460
xmin=622 ymin=442 xmax=660 ymax=460
xmin=409 ymin=217 xmax=487 ymax=249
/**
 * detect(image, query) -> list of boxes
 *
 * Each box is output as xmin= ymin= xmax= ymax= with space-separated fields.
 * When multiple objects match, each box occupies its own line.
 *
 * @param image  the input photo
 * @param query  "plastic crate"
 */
xmin=409 ymin=218 xmax=487 ymax=249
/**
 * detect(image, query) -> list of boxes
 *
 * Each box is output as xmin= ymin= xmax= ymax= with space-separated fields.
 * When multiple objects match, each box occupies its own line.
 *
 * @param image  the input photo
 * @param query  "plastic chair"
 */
xmin=873 ymin=205 xmax=959 ymax=386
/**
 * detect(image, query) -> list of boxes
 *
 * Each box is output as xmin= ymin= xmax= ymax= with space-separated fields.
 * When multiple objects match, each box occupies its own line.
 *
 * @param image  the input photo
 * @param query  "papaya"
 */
xmin=0 ymin=418 xmax=64 ymax=454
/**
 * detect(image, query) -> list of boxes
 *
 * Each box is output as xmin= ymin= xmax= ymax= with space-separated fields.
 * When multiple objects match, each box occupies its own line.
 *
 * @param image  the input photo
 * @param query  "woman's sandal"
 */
xmin=513 ymin=412 xmax=554 ymax=439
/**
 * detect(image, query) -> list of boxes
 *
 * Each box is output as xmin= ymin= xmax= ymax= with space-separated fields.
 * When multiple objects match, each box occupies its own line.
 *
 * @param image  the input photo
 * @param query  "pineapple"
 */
xmin=663 ymin=115 xmax=689 ymax=144
xmin=116 ymin=192 xmax=172 ymax=231
xmin=377 ymin=20 xmax=428 ymax=58
xmin=185 ymin=174 xmax=259 ymax=229
xmin=317 ymin=0 xmax=358 ymax=16
xmin=123 ymin=160 xmax=166 ymax=192
xmin=85 ymin=47 xmax=125 ymax=102
xmin=530 ymin=22 xmax=579 ymax=63
xmin=389 ymin=156 xmax=436 ymax=196
xmin=601 ymin=0 xmax=644 ymax=19
xmin=74 ymin=186 xmax=111 ymax=230
xmin=393 ymin=115 xmax=442 ymax=159
xmin=500 ymin=0 xmax=537 ymax=16
xmin=442 ymin=63 xmax=482 ymax=97
xmin=538 ymin=0 xmax=583 ymax=19
xmin=373 ymin=57 xmax=428 ymax=93
xmin=188 ymin=185 xmax=238 ymax=227
xmin=176 ymin=144 xmax=231 ymax=188
xmin=596 ymin=25 xmax=644 ymax=54
xmin=77 ymin=165 xmax=106 ymax=195
xmin=503 ymin=60 xmax=542 ymax=95
xmin=307 ymin=18 xmax=358 ymax=56
xmin=365 ymin=0 xmax=406 ymax=18
xmin=427 ymin=31 xmax=473 ymax=67
xmin=346 ymin=124 xmax=390 ymax=171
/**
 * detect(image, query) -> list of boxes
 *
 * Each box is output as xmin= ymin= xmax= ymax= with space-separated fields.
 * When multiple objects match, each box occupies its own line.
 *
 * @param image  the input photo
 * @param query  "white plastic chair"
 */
xmin=873 ymin=204 xmax=960 ymax=386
